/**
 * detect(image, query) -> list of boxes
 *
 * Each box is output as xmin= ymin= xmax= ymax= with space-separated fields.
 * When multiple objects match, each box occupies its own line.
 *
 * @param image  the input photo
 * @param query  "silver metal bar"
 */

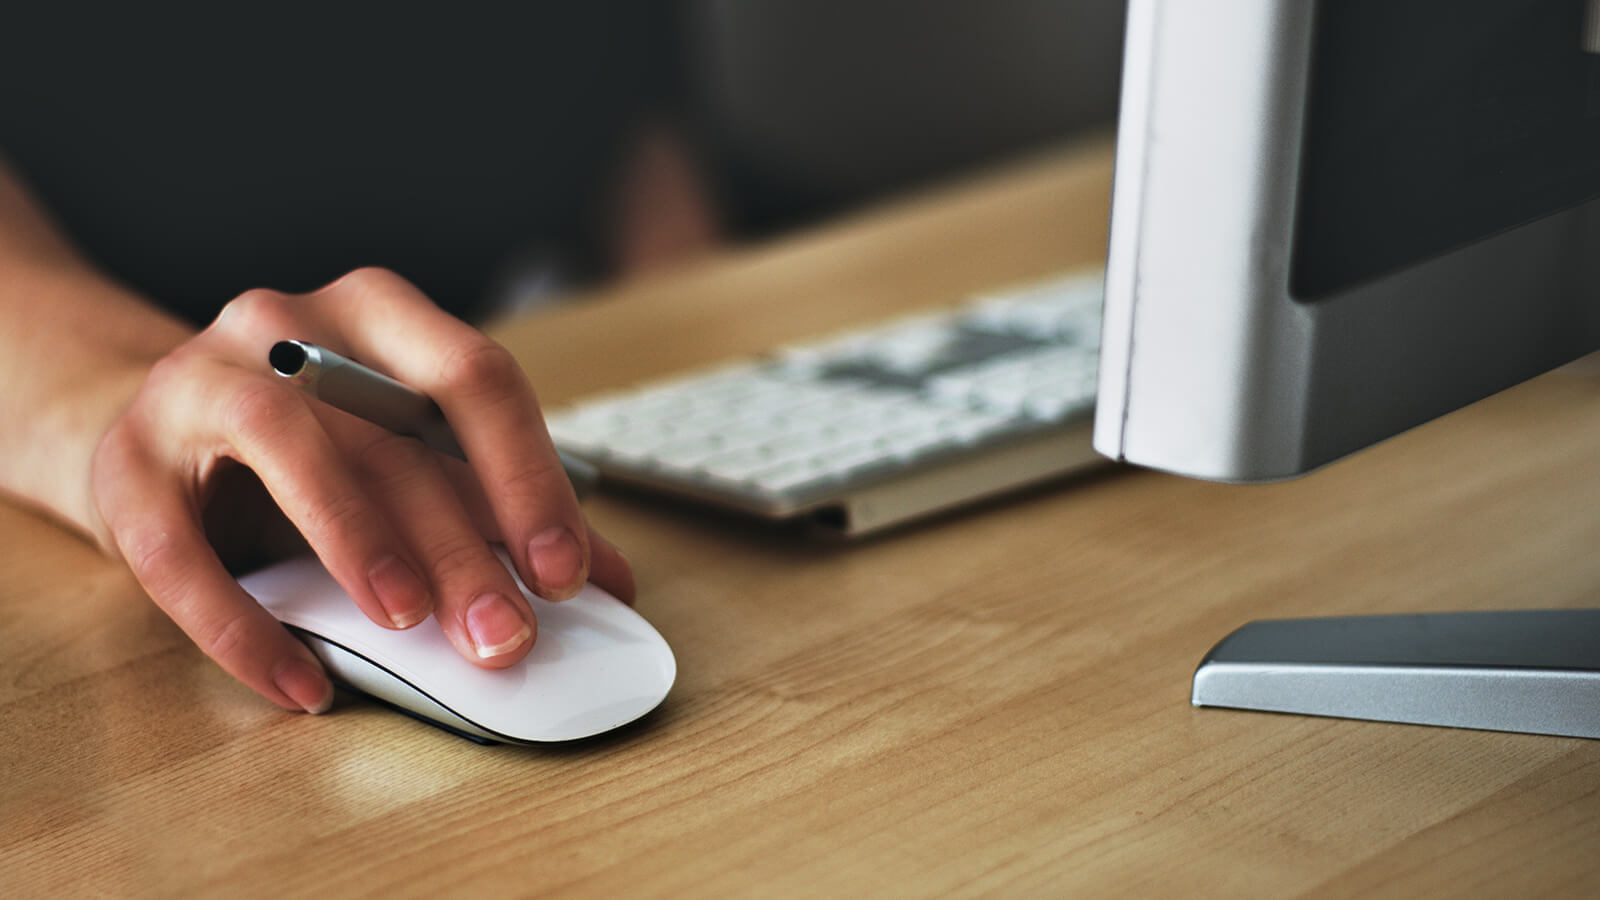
xmin=1192 ymin=610 xmax=1600 ymax=739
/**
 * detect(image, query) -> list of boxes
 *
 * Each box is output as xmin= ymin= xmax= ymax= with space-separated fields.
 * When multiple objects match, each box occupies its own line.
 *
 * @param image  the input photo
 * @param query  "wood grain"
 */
xmin=4 ymin=137 xmax=1599 ymax=897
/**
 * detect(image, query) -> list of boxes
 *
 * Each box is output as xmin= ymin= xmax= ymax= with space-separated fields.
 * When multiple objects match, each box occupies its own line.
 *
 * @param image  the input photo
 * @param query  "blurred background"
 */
xmin=0 ymin=0 xmax=1124 ymax=324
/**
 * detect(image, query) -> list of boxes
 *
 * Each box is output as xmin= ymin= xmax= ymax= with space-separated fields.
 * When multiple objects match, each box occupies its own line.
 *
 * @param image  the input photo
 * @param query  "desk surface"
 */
xmin=6 ymin=139 xmax=1600 ymax=897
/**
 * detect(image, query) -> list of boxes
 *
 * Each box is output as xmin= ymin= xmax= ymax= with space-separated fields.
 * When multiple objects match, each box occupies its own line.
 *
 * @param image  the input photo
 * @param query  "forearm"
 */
xmin=0 ymin=158 xmax=193 ymax=547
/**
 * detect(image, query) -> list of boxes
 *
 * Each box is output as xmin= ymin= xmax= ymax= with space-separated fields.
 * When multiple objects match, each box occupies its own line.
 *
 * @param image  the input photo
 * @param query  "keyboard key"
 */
xmin=749 ymin=459 xmax=836 ymax=495
xmin=647 ymin=436 xmax=728 ymax=470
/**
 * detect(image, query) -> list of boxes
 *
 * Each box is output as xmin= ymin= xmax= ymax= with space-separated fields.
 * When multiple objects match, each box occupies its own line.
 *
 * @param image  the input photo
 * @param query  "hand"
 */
xmin=90 ymin=268 xmax=635 ymax=714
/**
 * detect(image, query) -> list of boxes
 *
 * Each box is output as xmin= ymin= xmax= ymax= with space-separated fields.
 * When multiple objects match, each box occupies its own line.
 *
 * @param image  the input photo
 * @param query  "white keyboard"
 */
xmin=545 ymin=268 xmax=1108 ymax=536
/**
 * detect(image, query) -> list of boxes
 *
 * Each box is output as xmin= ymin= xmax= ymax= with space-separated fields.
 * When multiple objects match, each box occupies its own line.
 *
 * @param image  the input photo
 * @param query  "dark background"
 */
xmin=0 ymin=1 xmax=1124 ymax=323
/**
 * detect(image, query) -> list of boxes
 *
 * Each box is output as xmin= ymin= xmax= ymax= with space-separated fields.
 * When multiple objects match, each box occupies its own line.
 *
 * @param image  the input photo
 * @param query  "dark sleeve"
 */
xmin=0 ymin=2 xmax=688 ymax=324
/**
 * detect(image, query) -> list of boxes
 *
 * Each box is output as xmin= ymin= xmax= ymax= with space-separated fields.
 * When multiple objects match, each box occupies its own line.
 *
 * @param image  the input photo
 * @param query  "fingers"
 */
xmin=91 ymin=271 xmax=640 ymax=718
xmin=431 ymin=453 xmax=637 ymax=605
xmin=324 ymin=414 xmax=537 ymax=667
xmin=587 ymin=527 xmax=636 ymax=605
xmin=182 ymin=360 xmax=434 ymax=631
xmin=310 ymin=268 xmax=592 ymax=602
xmin=93 ymin=428 xmax=333 ymax=713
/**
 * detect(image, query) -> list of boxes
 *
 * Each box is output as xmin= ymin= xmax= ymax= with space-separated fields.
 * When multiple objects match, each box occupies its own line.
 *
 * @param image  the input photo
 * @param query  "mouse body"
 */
xmin=238 ymin=555 xmax=675 ymax=744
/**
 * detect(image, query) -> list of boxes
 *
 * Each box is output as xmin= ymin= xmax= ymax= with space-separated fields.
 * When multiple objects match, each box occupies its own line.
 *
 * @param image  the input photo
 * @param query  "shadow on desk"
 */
xmin=589 ymin=463 xmax=1130 ymax=559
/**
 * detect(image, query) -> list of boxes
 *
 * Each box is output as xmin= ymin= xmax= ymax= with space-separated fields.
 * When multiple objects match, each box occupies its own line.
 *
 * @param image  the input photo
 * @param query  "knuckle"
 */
xmin=218 ymin=288 xmax=292 ymax=335
xmin=438 ymin=339 xmax=524 ymax=398
xmin=90 ymin=421 xmax=147 ymax=514
xmin=332 ymin=266 xmax=408 ymax=296
xmin=428 ymin=537 xmax=499 ymax=586
xmin=142 ymin=351 xmax=194 ymax=394
xmin=117 ymin=520 xmax=203 ymax=606
xmin=355 ymin=432 xmax=437 ymax=485
xmin=93 ymin=414 xmax=142 ymax=469
xmin=120 ymin=522 xmax=183 ymax=587
xmin=221 ymin=380 xmax=304 ymax=445
xmin=497 ymin=456 xmax=568 ymax=501
xmin=300 ymin=489 xmax=373 ymax=543
xmin=194 ymin=609 xmax=255 ymax=665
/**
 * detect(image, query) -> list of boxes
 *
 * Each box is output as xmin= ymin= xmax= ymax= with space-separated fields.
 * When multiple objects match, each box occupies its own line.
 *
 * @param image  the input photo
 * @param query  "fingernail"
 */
xmin=369 ymin=555 xmax=432 ymax=628
xmin=466 ymin=592 xmax=533 ymax=659
xmin=528 ymin=527 xmax=585 ymax=599
xmin=273 ymin=657 xmax=333 ymax=714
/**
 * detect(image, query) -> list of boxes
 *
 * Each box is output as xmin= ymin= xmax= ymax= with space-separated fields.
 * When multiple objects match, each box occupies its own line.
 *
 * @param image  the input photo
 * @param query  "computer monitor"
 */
xmin=1093 ymin=0 xmax=1600 ymax=738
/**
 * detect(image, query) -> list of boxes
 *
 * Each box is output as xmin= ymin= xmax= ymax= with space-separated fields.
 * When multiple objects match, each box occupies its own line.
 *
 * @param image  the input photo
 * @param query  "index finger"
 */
xmin=309 ymin=268 xmax=590 ymax=601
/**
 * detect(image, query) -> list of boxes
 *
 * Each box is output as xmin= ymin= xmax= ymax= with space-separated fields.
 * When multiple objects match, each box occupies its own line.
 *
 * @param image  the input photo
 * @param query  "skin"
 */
xmin=0 ymin=158 xmax=635 ymax=715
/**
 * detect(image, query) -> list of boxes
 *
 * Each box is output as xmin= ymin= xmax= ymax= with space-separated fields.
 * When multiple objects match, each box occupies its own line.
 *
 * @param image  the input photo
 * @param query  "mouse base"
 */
xmin=330 ymin=679 xmax=502 ymax=745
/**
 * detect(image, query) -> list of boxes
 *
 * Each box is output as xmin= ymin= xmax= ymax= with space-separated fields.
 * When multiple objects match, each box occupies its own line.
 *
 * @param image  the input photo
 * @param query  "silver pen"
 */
xmin=269 ymin=340 xmax=597 ymax=497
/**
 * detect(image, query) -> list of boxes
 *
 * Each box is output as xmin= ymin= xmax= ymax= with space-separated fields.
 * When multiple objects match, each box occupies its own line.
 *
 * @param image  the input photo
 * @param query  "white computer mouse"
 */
xmin=238 ymin=553 xmax=676 ymax=744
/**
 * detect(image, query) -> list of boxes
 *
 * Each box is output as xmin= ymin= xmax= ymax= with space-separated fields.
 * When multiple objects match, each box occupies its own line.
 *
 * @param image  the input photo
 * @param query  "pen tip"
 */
xmin=270 ymin=341 xmax=309 ymax=377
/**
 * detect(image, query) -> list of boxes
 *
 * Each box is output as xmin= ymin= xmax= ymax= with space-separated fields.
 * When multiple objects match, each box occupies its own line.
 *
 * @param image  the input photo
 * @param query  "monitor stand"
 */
xmin=1191 ymin=610 xmax=1600 ymax=739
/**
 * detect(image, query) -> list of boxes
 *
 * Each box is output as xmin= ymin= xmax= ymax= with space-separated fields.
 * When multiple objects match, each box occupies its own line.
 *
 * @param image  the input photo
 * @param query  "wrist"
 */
xmin=44 ymin=360 xmax=161 ymax=551
xmin=0 ymin=268 xmax=190 ymax=551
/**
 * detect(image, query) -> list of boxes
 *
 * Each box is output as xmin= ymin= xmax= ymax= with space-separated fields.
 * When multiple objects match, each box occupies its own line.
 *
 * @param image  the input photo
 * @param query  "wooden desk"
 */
xmin=6 ymin=139 xmax=1600 ymax=896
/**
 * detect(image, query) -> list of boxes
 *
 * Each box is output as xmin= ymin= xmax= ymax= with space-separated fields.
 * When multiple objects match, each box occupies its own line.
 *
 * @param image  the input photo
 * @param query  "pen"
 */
xmin=269 ymin=340 xmax=597 ymax=497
